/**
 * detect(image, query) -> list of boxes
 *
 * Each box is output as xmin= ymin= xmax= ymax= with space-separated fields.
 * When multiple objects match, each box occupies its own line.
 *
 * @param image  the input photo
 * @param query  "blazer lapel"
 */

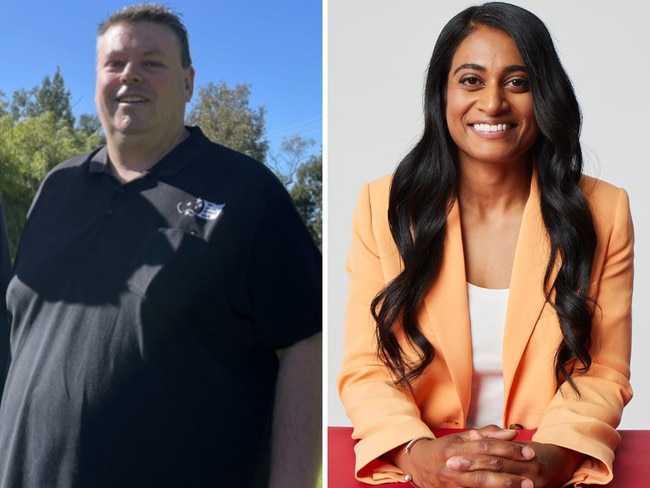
xmin=421 ymin=201 xmax=473 ymax=415
xmin=502 ymin=175 xmax=553 ymax=400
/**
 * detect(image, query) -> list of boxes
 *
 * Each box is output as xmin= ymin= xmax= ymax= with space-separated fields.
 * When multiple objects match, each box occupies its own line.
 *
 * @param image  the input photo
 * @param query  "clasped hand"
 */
xmin=395 ymin=425 xmax=581 ymax=488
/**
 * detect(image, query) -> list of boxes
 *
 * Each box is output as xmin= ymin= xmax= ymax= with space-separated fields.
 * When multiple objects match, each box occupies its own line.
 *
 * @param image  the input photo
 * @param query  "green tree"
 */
xmin=290 ymin=154 xmax=322 ymax=249
xmin=77 ymin=113 xmax=105 ymax=144
xmin=10 ymin=87 xmax=36 ymax=120
xmin=186 ymin=82 xmax=269 ymax=163
xmin=0 ymin=90 xmax=8 ymax=116
xmin=268 ymin=135 xmax=315 ymax=187
xmin=37 ymin=67 xmax=75 ymax=127
xmin=10 ymin=67 xmax=75 ymax=127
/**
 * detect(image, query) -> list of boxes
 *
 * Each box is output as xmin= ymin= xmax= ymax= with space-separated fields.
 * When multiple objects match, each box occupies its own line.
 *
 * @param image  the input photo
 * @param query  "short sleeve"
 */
xmin=246 ymin=181 xmax=322 ymax=350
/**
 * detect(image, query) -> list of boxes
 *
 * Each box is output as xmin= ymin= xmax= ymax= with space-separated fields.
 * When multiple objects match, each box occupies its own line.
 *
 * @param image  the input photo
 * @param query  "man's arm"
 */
xmin=268 ymin=331 xmax=322 ymax=488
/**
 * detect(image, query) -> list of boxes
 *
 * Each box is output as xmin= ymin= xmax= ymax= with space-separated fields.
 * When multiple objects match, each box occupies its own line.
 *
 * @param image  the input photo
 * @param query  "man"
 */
xmin=0 ymin=5 xmax=321 ymax=487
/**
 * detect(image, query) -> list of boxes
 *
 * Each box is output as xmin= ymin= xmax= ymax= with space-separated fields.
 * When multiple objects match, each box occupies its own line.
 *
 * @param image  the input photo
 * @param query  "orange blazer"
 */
xmin=337 ymin=173 xmax=634 ymax=486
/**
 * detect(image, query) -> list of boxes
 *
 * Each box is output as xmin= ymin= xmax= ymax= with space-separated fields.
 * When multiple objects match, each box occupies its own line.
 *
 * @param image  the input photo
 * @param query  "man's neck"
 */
xmin=105 ymin=127 xmax=189 ymax=183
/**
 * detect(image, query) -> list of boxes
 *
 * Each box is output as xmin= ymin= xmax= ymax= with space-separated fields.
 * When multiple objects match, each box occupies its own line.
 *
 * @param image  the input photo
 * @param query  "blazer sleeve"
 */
xmin=533 ymin=184 xmax=634 ymax=486
xmin=337 ymin=180 xmax=435 ymax=484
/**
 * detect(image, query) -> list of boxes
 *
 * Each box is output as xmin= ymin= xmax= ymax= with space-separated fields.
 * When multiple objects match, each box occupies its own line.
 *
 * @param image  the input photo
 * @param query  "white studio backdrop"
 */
xmin=327 ymin=0 xmax=649 ymax=429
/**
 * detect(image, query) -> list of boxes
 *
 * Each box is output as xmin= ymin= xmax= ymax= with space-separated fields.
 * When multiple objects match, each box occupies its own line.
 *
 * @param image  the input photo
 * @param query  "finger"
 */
xmin=454 ymin=438 xmax=535 ymax=461
xmin=474 ymin=425 xmax=520 ymax=441
xmin=466 ymin=429 xmax=486 ymax=441
xmin=459 ymin=425 xmax=519 ymax=443
xmin=446 ymin=453 xmax=534 ymax=472
xmin=442 ymin=467 xmax=534 ymax=488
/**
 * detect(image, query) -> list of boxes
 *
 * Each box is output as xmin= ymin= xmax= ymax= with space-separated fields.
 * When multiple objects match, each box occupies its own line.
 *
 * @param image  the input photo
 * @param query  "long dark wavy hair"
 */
xmin=371 ymin=2 xmax=597 ymax=393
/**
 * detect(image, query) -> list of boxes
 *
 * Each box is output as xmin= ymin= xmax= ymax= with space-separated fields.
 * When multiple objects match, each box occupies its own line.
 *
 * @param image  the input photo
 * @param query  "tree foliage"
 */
xmin=0 ymin=90 xmax=8 ymax=117
xmin=77 ymin=113 xmax=103 ymax=137
xmin=10 ymin=67 xmax=75 ymax=128
xmin=187 ymin=82 xmax=269 ymax=163
xmin=290 ymin=154 xmax=322 ymax=248
xmin=268 ymin=135 xmax=315 ymax=187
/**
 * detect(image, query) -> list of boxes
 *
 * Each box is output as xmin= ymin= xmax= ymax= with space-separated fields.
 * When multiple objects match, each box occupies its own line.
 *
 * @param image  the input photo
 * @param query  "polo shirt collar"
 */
xmin=88 ymin=126 xmax=211 ymax=178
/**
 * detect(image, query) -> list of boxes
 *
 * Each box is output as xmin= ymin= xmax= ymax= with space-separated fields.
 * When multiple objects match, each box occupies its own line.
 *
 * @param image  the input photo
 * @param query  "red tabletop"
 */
xmin=328 ymin=426 xmax=649 ymax=487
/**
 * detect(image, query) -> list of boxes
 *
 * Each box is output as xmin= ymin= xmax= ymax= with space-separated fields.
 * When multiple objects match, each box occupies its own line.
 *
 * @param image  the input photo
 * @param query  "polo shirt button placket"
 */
xmin=107 ymin=186 xmax=126 ymax=216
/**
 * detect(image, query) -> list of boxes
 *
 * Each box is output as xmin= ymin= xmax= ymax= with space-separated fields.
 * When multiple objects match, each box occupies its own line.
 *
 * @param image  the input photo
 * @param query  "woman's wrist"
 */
xmin=521 ymin=441 xmax=587 ymax=486
xmin=385 ymin=436 xmax=434 ymax=486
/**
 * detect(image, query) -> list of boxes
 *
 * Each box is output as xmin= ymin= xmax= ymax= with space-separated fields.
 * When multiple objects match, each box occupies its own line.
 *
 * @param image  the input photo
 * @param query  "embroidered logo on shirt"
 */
xmin=177 ymin=198 xmax=225 ymax=220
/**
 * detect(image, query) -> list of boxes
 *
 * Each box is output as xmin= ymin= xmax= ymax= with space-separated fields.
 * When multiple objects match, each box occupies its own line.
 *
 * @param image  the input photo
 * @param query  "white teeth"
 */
xmin=473 ymin=123 xmax=510 ymax=132
xmin=118 ymin=96 xmax=146 ymax=103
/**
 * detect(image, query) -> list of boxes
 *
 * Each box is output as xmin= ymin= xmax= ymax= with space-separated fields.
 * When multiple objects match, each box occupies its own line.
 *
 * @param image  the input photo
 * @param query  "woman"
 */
xmin=337 ymin=3 xmax=633 ymax=487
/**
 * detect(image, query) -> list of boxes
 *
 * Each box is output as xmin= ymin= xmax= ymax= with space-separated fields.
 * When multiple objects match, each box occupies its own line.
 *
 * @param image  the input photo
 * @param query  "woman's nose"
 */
xmin=478 ymin=84 xmax=508 ymax=114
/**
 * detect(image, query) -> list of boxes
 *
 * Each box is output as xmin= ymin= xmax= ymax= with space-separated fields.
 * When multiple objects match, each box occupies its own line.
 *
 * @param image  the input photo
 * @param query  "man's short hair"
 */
xmin=97 ymin=3 xmax=192 ymax=68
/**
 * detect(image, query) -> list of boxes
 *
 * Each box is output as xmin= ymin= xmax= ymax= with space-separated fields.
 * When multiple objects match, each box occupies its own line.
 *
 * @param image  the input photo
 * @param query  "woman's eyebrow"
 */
xmin=453 ymin=63 xmax=528 ymax=75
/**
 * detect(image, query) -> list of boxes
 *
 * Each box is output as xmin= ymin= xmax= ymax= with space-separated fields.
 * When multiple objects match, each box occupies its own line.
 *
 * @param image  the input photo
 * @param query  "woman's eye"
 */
xmin=507 ymin=78 xmax=530 ymax=90
xmin=460 ymin=76 xmax=482 ymax=87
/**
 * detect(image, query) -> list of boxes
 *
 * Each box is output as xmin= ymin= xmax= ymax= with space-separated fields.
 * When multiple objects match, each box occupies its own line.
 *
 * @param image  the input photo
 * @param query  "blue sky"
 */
xmin=0 ymin=0 xmax=322 ymax=157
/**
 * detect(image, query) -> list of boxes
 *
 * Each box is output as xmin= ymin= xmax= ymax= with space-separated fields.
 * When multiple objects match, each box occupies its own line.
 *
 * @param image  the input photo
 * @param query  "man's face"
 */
xmin=95 ymin=21 xmax=194 ymax=143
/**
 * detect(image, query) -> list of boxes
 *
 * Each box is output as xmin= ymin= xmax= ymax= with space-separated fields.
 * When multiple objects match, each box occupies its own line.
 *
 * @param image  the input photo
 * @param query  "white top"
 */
xmin=465 ymin=283 xmax=509 ymax=428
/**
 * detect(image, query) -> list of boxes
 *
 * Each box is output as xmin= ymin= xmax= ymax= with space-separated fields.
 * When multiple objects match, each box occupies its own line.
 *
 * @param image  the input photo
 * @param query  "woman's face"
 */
xmin=445 ymin=25 xmax=538 ymax=169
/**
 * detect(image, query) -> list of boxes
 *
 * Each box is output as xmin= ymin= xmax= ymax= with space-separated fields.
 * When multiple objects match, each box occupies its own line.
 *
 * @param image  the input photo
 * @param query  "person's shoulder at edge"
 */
xmin=47 ymin=147 xmax=104 ymax=174
xmin=190 ymin=126 xmax=283 ymax=187
xmin=580 ymin=174 xmax=632 ymax=222
xmin=580 ymin=173 xmax=627 ymax=196
xmin=362 ymin=173 xmax=393 ymax=202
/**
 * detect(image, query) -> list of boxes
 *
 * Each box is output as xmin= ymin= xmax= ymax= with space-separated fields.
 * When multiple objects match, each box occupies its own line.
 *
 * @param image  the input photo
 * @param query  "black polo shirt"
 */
xmin=0 ymin=127 xmax=321 ymax=487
